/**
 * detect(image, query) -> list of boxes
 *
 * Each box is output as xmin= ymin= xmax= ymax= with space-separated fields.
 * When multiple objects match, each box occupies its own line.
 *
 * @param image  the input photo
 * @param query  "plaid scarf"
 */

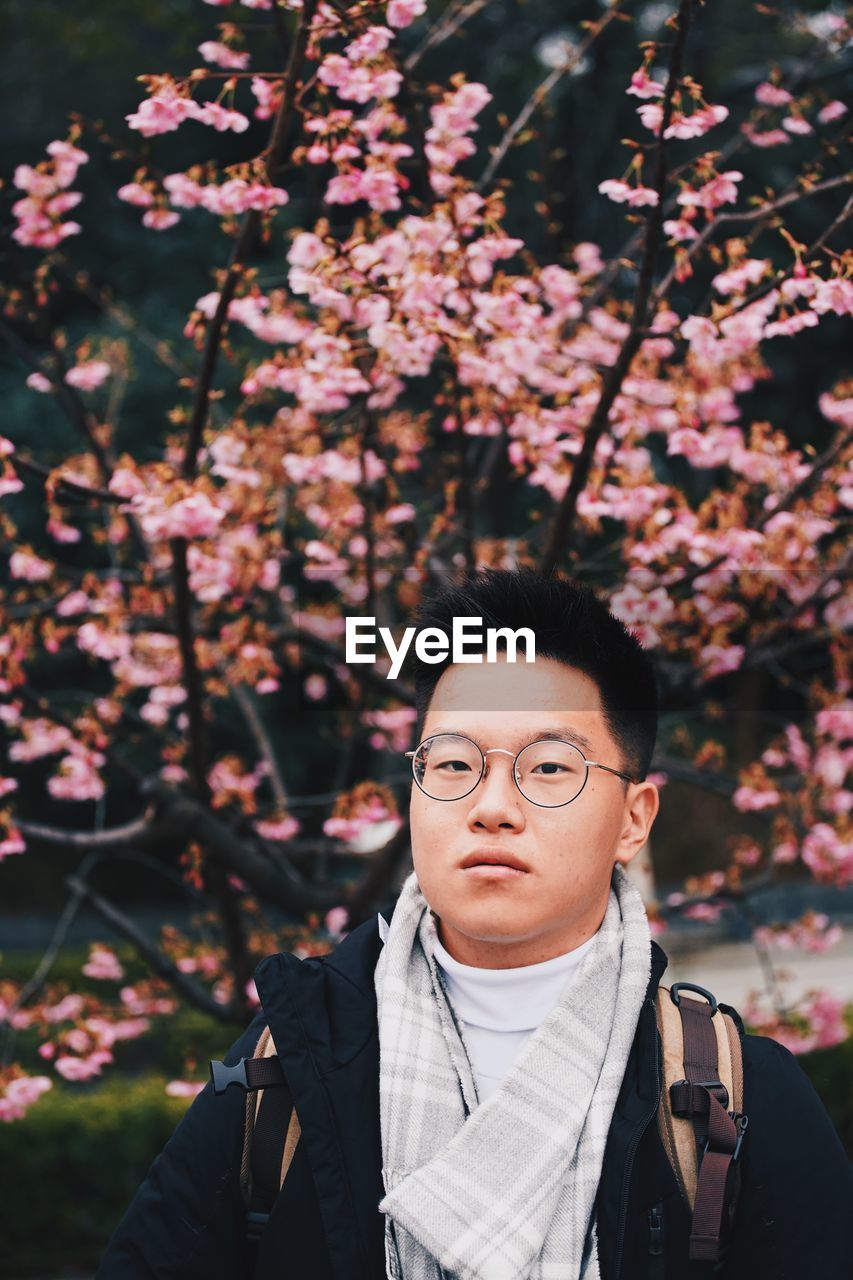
xmin=374 ymin=866 xmax=651 ymax=1280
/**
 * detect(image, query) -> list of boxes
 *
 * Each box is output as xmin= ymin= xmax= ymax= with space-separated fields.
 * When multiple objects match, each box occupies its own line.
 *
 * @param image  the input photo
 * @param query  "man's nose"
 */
xmin=466 ymin=755 xmax=524 ymax=827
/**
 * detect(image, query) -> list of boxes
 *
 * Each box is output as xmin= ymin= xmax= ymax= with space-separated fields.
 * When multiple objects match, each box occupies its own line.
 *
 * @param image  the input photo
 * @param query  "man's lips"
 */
xmin=459 ymin=851 xmax=530 ymax=873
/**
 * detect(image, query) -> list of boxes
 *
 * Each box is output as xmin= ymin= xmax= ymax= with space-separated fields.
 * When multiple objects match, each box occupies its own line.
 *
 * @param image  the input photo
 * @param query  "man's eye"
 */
xmin=531 ymin=761 xmax=567 ymax=775
xmin=436 ymin=759 xmax=472 ymax=772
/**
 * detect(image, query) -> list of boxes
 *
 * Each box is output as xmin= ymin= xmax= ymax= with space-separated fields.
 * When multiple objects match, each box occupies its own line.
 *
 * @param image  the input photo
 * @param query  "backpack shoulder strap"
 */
xmin=241 ymin=1025 xmax=302 ymax=1220
xmin=655 ymin=982 xmax=747 ymax=1266
xmin=209 ymin=1025 xmax=301 ymax=1271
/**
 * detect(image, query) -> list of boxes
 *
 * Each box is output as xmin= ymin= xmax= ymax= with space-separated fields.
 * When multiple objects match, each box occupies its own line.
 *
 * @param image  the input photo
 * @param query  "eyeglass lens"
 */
xmin=412 ymin=734 xmax=587 ymax=807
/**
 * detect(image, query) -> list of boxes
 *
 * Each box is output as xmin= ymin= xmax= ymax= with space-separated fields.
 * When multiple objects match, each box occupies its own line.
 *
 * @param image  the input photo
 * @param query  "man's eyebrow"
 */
xmin=427 ymin=727 xmax=596 ymax=755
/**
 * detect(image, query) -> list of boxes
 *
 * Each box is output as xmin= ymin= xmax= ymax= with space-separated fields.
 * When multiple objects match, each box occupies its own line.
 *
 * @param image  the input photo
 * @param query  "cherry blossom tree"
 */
xmin=1 ymin=0 xmax=851 ymax=1119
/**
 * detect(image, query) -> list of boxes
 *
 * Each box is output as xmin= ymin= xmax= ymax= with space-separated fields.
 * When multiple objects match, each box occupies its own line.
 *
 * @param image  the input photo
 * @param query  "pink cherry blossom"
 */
xmin=255 ymin=814 xmax=301 ymax=841
xmin=0 ymin=829 xmax=26 ymax=860
xmin=801 ymin=824 xmax=853 ymax=885
xmin=324 ymin=906 xmax=349 ymax=939
xmin=200 ymin=178 xmax=289 ymax=215
xmin=812 ymin=277 xmax=853 ymax=316
xmin=195 ymin=102 xmax=251 ymax=133
xmin=25 ymin=371 xmax=52 ymax=393
xmin=626 ymin=67 xmax=665 ymax=99
xmin=598 ymin=179 xmax=659 ymax=207
xmin=11 ymin=139 xmax=87 ymax=247
xmin=163 ymin=173 xmax=207 ymax=208
xmin=754 ymin=82 xmax=792 ymax=107
xmin=142 ymin=208 xmax=180 ymax=230
xmin=817 ymin=100 xmax=847 ymax=124
xmin=126 ymin=86 xmax=204 ymax=137
xmin=82 ymin=945 xmax=126 ymax=981
xmin=712 ymin=258 xmax=768 ymax=295
xmin=0 ymin=1075 xmax=52 ymax=1123
xmin=732 ymin=783 xmax=782 ymax=811
xmin=250 ymin=76 xmax=282 ymax=120
xmin=782 ymin=115 xmax=813 ymax=136
xmin=663 ymin=217 xmax=699 ymax=242
xmin=65 ymin=359 xmax=111 ymax=390
xmin=677 ymin=170 xmax=743 ymax=210
xmin=198 ymin=41 xmax=250 ymax=70
xmin=742 ymin=124 xmax=790 ymax=148
xmin=666 ymin=103 xmax=728 ymax=139
xmin=387 ymin=0 xmax=427 ymax=28
xmin=117 ymin=182 xmax=155 ymax=208
xmin=9 ymin=550 xmax=53 ymax=582
xmin=55 ymin=1051 xmax=113 ymax=1081
xmin=816 ymin=701 xmax=853 ymax=740
xmin=48 ymin=751 xmax=106 ymax=803
xmin=699 ymin=642 xmax=745 ymax=678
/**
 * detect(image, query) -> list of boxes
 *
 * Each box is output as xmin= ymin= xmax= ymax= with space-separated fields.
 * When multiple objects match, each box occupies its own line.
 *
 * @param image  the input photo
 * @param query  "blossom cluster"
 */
xmin=12 ymin=137 xmax=88 ymax=249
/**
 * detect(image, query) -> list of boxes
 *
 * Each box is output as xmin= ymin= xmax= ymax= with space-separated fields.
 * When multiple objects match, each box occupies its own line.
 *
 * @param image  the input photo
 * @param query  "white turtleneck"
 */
xmin=431 ymin=929 xmax=597 ymax=1104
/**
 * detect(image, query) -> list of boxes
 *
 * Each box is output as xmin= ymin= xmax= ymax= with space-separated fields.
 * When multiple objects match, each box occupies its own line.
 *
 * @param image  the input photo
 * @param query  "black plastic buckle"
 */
xmin=209 ymin=1057 xmax=249 ymax=1095
xmin=670 ymin=982 xmax=718 ymax=1015
xmin=245 ymin=1210 xmax=270 ymax=1243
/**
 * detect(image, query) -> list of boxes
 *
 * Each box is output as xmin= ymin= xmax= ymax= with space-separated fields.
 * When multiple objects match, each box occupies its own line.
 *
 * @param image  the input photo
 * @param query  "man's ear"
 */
xmin=614 ymin=781 xmax=659 ymax=867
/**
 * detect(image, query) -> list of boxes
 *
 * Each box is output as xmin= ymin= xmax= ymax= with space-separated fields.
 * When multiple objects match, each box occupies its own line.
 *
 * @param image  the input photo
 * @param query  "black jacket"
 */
xmin=99 ymin=918 xmax=852 ymax=1279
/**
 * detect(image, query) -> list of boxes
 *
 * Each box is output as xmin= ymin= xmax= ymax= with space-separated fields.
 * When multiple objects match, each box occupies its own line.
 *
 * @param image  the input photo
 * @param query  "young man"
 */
xmin=99 ymin=570 xmax=851 ymax=1279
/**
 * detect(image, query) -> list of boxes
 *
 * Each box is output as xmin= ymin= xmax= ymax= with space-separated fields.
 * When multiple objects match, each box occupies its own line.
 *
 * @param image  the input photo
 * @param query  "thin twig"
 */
xmin=477 ymin=7 xmax=622 ymax=193
xmin=404 ymin=0 xmax=489 ymax=73
xmin=231 ymin=684 xmax=289 ymax=812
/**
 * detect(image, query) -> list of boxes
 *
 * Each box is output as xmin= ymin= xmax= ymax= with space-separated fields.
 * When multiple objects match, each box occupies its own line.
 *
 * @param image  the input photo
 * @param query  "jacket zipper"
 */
xmin=647 ymin=1201 xmax=665 ymax=1279
xmin=611 ymin=1000 xmax=662 ymax=1280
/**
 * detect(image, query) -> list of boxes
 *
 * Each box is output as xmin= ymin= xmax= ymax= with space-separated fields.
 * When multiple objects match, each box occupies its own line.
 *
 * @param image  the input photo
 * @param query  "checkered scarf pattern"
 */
xmin=374 ymin=866 xmax=651 ymax=1280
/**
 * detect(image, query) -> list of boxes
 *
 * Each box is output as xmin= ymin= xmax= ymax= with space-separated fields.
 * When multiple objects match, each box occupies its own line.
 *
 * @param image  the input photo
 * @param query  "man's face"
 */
xmin=410 ymin=655 xmax=659 ymax=967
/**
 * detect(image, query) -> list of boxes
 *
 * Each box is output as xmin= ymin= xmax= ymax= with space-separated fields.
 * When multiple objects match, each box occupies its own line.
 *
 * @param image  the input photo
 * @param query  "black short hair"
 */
xmin=409 ymin=568 xmax=658 ymax=782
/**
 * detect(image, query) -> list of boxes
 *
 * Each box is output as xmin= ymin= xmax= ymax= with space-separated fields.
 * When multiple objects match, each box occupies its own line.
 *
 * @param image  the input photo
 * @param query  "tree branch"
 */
xmin=168 ymin=537 xmax=252 ymax=1014
xmin=65 ymin=875 xmax=245 ymax=1023
xmin=15 ymin=813 xmax=154 ymax=849
xmin=540 ymin=0 xmax=695 ymax=576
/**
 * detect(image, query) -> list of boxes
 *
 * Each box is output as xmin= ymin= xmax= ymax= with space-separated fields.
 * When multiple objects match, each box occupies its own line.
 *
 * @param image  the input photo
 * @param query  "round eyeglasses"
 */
xmin=405 ymin=733 xmax=637 ymax=809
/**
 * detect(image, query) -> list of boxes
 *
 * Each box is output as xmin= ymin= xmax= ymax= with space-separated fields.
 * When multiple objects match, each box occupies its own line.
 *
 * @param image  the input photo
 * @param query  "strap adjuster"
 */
xmin=209 ymin=1057 xmax=249 ymax=1095
xmin=670 ymin=1078 xmax=730 ymax=1113
xmin=246 ymin=1210 xmax=270 ymax=1242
